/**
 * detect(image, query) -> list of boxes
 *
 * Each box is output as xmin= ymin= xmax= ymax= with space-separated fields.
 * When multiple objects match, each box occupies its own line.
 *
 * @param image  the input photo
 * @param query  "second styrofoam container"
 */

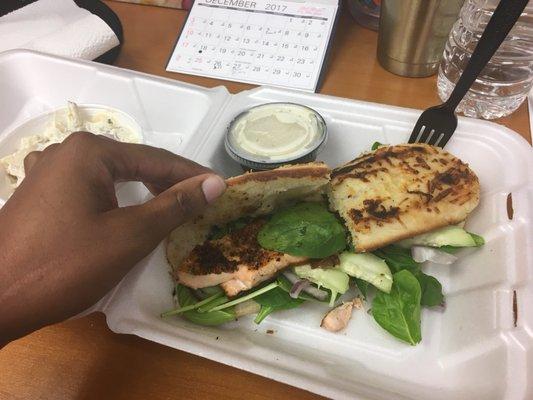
xmin=0 ymin=104 xmax=143 ymax=203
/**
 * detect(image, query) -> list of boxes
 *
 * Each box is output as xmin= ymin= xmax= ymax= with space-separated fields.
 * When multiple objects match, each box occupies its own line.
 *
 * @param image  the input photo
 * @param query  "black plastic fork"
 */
xmin=408 ymin=0 xmax=529 ymax=147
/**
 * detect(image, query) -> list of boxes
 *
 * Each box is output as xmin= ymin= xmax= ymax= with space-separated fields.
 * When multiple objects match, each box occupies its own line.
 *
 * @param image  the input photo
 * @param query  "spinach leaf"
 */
xmin=373 ymin=245 xmax=420 ymax=274
xmin=194 ymin=285 xmax=224 ymax=299
xmin=254 ymin=286 xmax=305 ymax=309
xmin=438 ymin=245 xmax=461 ymax=254
xmin=371 ymin=141 xmax=383 ymax=150
xmin=258 ymin=202 xmax=347 ymax=258
xmin=372 ymin=270 xmax=422 ymax=345
xmin=254 ymin=306 xmax=275 ymax=324
xmin=253 ymin=286 xmax=305 ymax=324
xmin=175 ymin=284 xmax=236 ymax=326
xmin=353 ymin=277 xmax=370 ymax=299
xmin=374 ymin=246 xmax=444 ymax=308
xmin=197 ymin=295 xmax=229 ymax=312
xmin=470 ymin=233 xmax=485 ymax=246
xmin=162 ymin=291 xmax=224 ymax=317
xmin=415 ymin=272 xmax=443 ymax=307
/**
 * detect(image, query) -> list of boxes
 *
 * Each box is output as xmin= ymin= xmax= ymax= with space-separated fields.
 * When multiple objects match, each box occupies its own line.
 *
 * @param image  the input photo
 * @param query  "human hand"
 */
xmin=0 ymin=132 xmax=226 ymax=344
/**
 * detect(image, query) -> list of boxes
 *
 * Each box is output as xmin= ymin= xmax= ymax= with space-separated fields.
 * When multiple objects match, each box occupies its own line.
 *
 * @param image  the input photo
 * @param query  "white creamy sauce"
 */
xmin=231 ymin=104 xmax=322 ymax=161
xmin=0 ymin=102 xmax=141 ymax=188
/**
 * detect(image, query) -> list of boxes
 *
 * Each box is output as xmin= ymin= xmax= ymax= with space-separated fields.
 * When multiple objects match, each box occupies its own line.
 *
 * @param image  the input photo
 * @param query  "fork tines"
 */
xmin=408 ymin=106 xmax=457 ymax=148
xmin=410 ymin=123 xmax=446 ymax=147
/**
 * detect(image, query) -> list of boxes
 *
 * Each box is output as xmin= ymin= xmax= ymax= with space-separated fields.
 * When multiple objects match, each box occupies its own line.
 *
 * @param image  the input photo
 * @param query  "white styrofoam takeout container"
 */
xmin=0 ymin=50 xmax=532 ymax=400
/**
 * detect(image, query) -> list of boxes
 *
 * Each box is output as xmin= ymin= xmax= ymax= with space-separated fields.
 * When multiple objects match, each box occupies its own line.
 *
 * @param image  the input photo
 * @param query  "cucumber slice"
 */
xmin=338 ymin=252 xmax=393 ymax=293
xmin=396 ymin=226 xmax=481 ymax=248
xmin=293 ymin=265 xmax=349 ymax=296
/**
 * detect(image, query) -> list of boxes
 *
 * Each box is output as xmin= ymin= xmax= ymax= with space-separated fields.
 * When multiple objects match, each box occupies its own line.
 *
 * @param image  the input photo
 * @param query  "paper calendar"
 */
xmin=166 ymin=0 xmax=340 ymax=91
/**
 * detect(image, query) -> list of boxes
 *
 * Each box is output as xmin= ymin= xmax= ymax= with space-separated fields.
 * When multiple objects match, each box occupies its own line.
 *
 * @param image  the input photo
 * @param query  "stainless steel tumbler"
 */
xmin=377 ymin=0 xmax=464 ymax=77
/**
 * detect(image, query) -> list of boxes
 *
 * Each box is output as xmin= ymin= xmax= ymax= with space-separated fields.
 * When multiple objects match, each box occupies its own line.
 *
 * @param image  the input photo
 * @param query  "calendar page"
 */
xmin=166 ymin=0 xmax=339 ymax=92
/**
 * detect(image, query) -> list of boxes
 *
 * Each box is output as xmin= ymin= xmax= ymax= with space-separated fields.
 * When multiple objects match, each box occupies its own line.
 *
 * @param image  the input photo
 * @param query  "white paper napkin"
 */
xmin=0 ymin=0 xmax=120 ymax=60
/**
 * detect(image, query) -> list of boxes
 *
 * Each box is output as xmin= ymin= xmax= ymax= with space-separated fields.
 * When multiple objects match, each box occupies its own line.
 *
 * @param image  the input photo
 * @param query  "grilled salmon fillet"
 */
xmin=176 ymin=219 xmax=308 ymax=297
xmin=328 ymin=143 xmax=480 ymax=252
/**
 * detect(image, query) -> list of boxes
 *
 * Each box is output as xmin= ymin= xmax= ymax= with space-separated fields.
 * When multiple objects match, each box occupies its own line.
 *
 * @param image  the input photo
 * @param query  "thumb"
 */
xmin=101 ymin=173 xmax=226 ymax=256
xmin=147 ymin=173 xmax=226 ymax=233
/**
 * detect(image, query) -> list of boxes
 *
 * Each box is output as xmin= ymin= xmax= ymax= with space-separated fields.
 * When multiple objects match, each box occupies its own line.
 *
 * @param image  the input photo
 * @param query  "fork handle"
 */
xmin=444 ymin=0 xmax=529 ymax=111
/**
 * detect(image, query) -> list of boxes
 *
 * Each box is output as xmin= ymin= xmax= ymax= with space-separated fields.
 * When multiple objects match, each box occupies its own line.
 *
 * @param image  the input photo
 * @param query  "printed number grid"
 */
xmin=166 ymin=0 xmax=337 ymax=91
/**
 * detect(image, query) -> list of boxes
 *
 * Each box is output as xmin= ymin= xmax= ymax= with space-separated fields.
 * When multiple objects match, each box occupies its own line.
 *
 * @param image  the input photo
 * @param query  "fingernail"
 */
xmin=202 ymin=175 xmax=226 ymax=204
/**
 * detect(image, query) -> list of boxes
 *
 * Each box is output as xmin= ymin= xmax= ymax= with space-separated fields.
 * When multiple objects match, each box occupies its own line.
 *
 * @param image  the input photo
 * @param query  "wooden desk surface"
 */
xmin=1 ymin=3 xmax=530 ymax=400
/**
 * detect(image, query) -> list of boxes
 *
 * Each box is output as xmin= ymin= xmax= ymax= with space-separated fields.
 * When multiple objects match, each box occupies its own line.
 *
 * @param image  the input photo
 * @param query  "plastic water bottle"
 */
xmin=437 ymin=0 xmax=533 ymax=119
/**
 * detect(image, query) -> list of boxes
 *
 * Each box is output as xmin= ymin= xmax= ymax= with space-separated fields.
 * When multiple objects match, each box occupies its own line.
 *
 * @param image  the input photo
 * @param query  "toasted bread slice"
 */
xmin=328 ymin=144 xmax=480 ymax=252
xmin=167 ymin=162 xmax=330 ymax=291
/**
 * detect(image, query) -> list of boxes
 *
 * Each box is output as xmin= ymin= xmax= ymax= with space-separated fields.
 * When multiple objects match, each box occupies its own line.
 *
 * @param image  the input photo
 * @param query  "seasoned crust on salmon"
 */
xmin=177 ymin=219 xmax=308 ymax=296
xmin=166 ymin=162 xmax=331 ymax=292
xmin=328 ymin=144 xmax=480 ymax=252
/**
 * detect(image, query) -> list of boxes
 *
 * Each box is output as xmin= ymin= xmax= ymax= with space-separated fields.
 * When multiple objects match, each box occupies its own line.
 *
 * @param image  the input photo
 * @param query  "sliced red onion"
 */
xmin=283 ymin=271 xmax=328 ymax=301
xmin=411 ymin=246 xmax=458 ymax=265
xmin=290 ymin=280 xmax=311 ymax=298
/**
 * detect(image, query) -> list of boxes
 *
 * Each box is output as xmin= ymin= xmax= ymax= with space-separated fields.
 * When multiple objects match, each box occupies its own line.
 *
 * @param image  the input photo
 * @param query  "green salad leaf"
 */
xmin=194 ymin=285 xmax=224 ymax=299
xmin=196 ymin=295 xmax=229 ymax=312
xmin=253 ymin=286 xmax=305 ymax=324
xmin=470 ymin=233 xmax=485 ymax=246
xmin=372 ymin=270 xmax=422 ymax=345
xmin=257 ymin=202 xmax=347 ymax=258
xmin=373 ymin=245 xmax=420 ymax=274
xmin=254 ymin=306 xmax=274 ymax=324
xmin=373 ymin=245 xmax=444 ymax=308
xmin=254 ymin=286 xmax=304 ymax=308
xmin=371 ymin=141 xmax=384 ymax=150
xmin=174 ymin=284 xmax=236 ymax=326
xmin=161 ymin=291 xmax=224 ymax=316
xmin=416 ymin=272 xmax=443 ymax=307
xmin=438 ymin=246 xmax=461 ymax=254
xmin=353 ymin=277 xmax=370 ymax=299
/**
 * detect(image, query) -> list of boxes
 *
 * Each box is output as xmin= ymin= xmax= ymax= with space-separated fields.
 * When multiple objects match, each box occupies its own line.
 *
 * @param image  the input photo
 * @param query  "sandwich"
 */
xmin=163 ymin=143 xmax=483 ymax=345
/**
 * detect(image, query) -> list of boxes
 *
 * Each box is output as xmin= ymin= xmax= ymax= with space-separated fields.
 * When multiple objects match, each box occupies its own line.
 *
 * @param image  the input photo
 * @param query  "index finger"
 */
xmin=72 ymin=133 xmax=214 ymax=191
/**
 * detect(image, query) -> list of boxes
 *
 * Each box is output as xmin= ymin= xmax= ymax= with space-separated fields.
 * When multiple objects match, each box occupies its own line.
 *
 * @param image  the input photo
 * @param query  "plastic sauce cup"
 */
xmin=224 ymin=102 xmax=327 ymax=171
